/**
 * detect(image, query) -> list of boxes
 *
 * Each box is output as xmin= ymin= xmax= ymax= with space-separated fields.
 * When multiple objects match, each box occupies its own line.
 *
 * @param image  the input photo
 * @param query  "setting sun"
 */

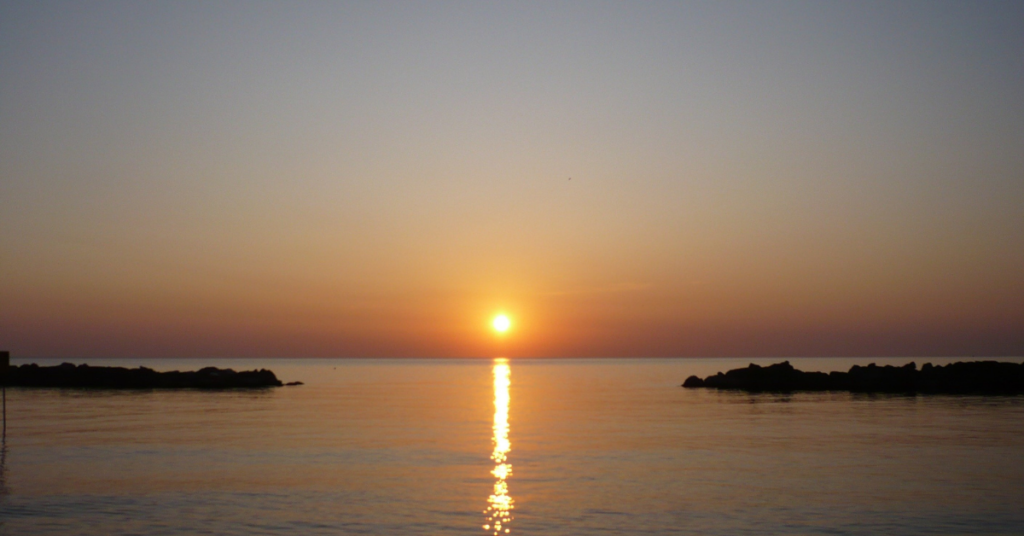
xmin=492 ymin=314 xmax=511 ymax=333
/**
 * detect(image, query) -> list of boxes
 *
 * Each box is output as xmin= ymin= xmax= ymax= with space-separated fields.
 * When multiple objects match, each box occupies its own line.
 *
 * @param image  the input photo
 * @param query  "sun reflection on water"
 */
xmin=483 ymin=358 xmax=513 ymax=535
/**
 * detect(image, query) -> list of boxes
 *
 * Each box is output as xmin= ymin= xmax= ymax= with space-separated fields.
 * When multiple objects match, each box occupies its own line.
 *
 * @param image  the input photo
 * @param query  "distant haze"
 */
xmin=2 ymin=1 xmax=1022 ymax=358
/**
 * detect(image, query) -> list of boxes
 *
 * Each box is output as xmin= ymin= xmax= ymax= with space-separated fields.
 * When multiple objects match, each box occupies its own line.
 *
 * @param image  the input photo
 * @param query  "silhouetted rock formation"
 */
xmin=2 ymin=363 xmax=284 ymax=389
xmin=682 ymin=360 xmax=1024 ymax=394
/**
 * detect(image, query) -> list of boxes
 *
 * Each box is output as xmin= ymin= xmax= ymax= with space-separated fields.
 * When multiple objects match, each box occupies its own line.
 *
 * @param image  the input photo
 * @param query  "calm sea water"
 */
xmin=1 ymin=357 xmax=1023 ymax=535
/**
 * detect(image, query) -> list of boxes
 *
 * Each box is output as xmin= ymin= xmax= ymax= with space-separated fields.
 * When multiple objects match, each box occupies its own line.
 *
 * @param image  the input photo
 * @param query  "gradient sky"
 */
xmin=2 ymin=1 xmax=1022 ymax=358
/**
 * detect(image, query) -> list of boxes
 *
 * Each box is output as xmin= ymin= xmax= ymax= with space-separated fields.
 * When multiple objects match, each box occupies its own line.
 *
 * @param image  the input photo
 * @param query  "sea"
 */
xmin=1 ymin=357 xmax=1022 ymax=535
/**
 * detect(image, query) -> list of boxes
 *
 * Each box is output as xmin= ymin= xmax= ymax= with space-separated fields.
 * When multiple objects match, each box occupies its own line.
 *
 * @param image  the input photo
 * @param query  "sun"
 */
xmin=492 ymin=314 xmax=511 ymax=334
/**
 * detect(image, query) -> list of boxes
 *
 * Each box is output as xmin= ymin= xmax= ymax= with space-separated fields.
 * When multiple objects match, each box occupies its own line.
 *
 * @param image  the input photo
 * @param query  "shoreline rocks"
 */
xmin=683 ymin=360 xmax=1024 ymax=394
xmin=2 ymin=363 xmax=285 ymax=389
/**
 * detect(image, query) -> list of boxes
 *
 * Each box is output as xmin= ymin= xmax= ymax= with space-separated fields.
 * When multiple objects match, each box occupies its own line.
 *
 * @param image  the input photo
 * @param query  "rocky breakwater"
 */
xmin=683 ymin=360 xmax=1024 ymax=394
xmin=2 ymin=363 xmax=288 ymax=389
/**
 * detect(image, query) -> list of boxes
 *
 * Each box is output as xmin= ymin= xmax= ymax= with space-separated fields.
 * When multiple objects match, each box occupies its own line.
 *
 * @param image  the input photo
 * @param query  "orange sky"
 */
xmin=1 ymin=2 xmax=1022 ymax=357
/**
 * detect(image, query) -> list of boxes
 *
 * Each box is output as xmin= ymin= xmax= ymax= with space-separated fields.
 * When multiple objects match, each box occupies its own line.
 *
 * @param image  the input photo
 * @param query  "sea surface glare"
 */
xmin=1 ymin=357 xmax=1023 ymax=535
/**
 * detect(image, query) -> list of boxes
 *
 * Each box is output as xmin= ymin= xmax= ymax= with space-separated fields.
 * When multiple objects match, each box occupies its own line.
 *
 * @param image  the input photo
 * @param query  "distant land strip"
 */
xmin=683 ymin=361 xmax=1024 ymax=394
xmin=1 ymin=363 xmax=301 ymax=389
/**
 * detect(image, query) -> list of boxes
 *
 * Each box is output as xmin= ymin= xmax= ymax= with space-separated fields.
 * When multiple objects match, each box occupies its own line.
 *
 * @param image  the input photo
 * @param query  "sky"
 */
xmin=1 ymin=1 xmax=1022 ymax=358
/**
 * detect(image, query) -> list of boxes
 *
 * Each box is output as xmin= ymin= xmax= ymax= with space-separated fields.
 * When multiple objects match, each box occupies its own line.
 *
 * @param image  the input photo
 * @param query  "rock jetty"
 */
xmin=2 ymin=363 xmax=284 ymax=389
xmin=682 ymin=360 xmax=1024 ymax=394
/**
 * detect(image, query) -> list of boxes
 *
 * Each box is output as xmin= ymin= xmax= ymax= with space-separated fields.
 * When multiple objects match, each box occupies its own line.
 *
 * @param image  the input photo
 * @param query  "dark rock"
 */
xmin=284 ymin=381 xmax=304 ymax=386
xmin=682 ymin=375 xmax=704 ymax=388
xmin=682 ymin=360 xmax=1024 ymax=394
xmin=1 ymin=363 xmax=286 ymax=389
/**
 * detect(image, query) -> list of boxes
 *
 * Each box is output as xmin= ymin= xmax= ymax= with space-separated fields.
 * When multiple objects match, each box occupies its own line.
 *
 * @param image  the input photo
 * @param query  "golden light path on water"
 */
xmin=483 ymin=358 xmax=513 ymax=534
